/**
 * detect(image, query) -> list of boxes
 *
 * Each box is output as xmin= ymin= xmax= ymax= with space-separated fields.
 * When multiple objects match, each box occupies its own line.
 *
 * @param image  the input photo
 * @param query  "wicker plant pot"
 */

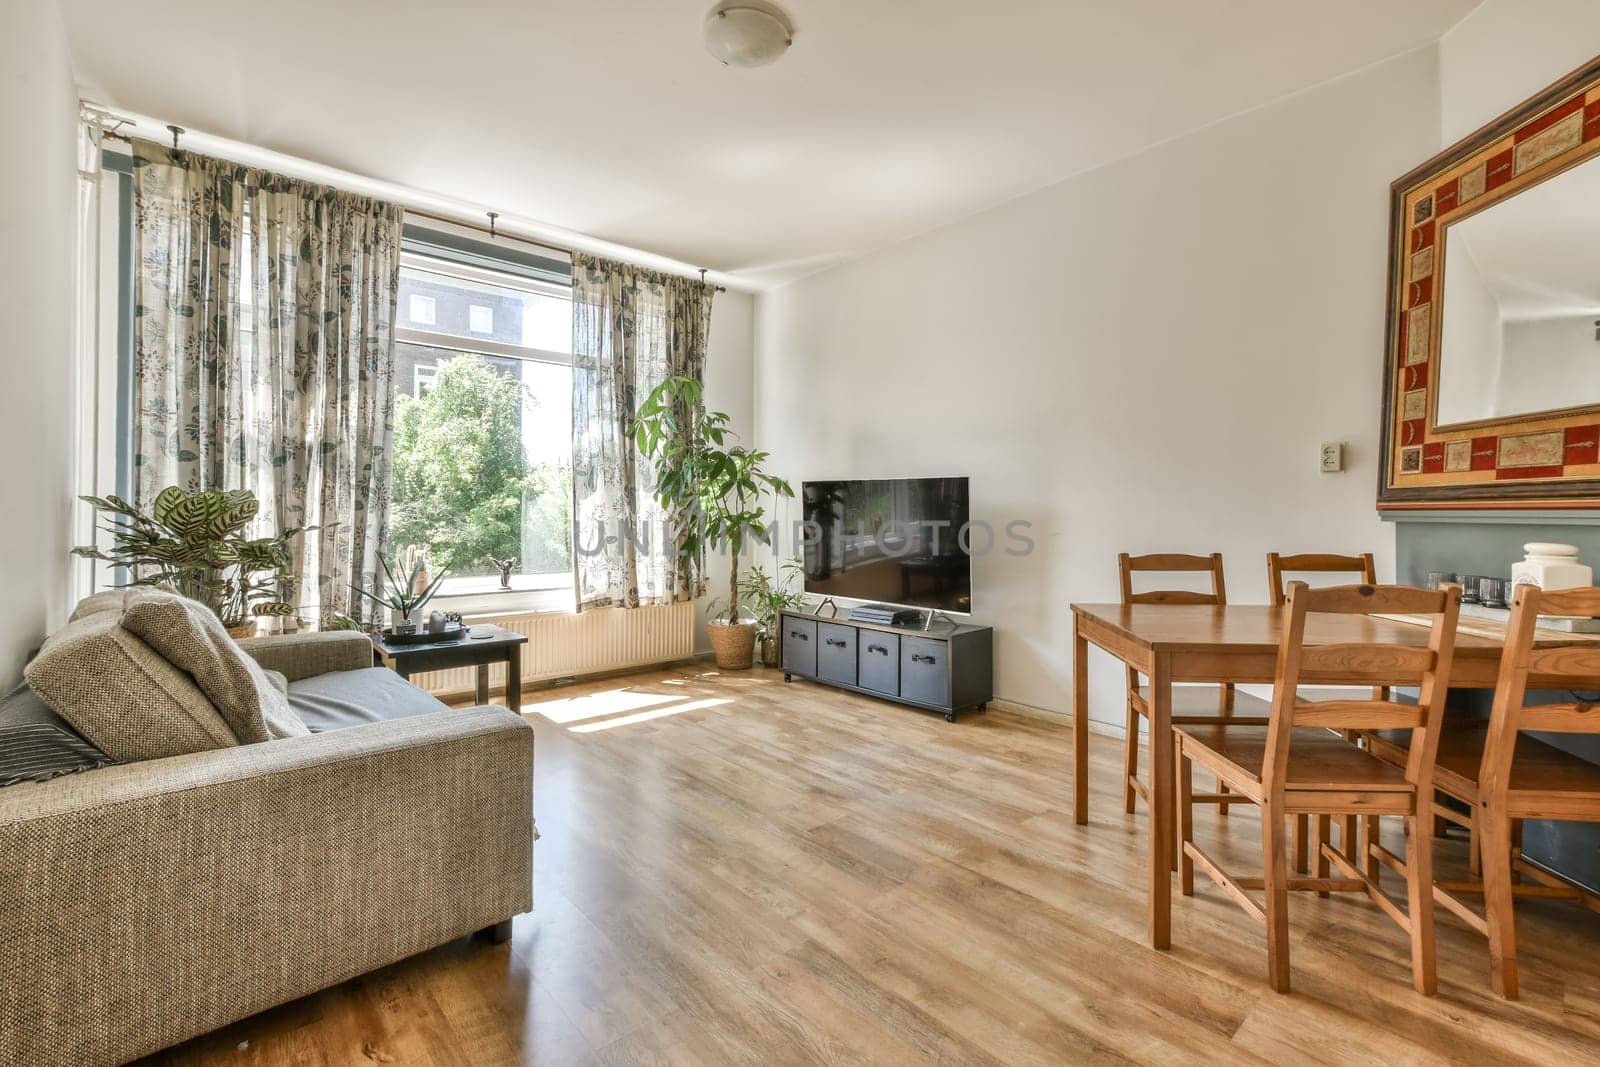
xmin=707 ymin=621 xmax=757 ymax=670
xmin=226 ymin=621 xmax=258 ymax=640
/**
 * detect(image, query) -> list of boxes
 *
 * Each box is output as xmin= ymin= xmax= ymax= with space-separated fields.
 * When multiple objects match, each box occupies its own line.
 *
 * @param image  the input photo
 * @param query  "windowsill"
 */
xmin=435 ymin=573 xmax=566 ymax=595
xmin=434 ymin=578 xmax=573 ymax=617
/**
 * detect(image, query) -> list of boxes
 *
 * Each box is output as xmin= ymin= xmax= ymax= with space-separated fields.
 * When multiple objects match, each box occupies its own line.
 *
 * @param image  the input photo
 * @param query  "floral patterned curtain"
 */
xmin=131 ymin=141 xmax=403 ymax=623
xmin=571 ymin=253 xmax=715 ymax=609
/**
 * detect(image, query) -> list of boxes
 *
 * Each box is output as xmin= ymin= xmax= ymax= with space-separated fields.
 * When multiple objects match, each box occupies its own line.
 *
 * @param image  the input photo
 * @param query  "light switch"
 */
xmin=1320 ymin=442 xmax=1344 ymax=473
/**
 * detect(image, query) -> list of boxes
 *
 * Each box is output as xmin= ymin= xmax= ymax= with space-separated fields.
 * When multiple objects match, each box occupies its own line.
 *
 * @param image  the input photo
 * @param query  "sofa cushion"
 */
xmin=69 ymin=588 xmax=131 ymax=622
xmin=24 ymin=609 xmax=238 ymax=761
xmin=120 ymin=588 xmax=307 ymax=743
xmin=0 ymin=682 xmax=115 ymax=786
xmin=287 ymin=667 xmax=451 ymax=732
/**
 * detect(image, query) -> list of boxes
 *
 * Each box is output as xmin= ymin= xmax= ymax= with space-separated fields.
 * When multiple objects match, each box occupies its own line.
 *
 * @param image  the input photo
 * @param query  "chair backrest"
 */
xmin=1268 ymin=552 xmax=1384 ymax=701
xmin=1264 ymin=582 xmax=1461 ymax=794
xmin=1118 ymin=552 xmax=1226 ymax=606
xmin=1266 ymin=552 xmax=1377 ymax=605
xmin=1118 ymin=552 xmax=1230 ymax=699
xmin=1480 ymin=584 xmax=1600 ymax=802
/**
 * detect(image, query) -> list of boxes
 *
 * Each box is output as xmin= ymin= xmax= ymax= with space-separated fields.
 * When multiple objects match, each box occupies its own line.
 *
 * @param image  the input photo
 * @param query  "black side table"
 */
xmin=371 ymin=624 xmax=529 ymax=712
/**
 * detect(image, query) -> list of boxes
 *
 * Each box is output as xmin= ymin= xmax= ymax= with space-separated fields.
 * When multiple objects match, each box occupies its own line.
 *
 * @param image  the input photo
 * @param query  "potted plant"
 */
xmin=634 ymin=375 xmax=793 ymax=670
xmin=351 ymin=551 xmax=449 ymax=633
xmin=75 ymin=487 xmax=301 ymax=637
xmin=739 ymin=560 xmax=807 ymax=667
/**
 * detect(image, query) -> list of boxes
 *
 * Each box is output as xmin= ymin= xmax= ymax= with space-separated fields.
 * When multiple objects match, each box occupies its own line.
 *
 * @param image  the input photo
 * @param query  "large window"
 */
xmin=392 ymin=255 xmax=573 ymax=607
xmin=89 ymin=165 xmax=575 ymax=613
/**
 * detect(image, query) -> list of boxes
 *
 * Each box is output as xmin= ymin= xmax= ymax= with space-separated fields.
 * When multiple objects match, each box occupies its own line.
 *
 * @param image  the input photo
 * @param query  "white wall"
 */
xmin=0 ymin=0 xmax=77 ymax=687
xmin=754 ymin=49 xmax=1439 ymax=725
xmin=694 ymin=288 xmax=757 ymax=653
xmin=1440 ymin=0 xmax=1600 ymax=143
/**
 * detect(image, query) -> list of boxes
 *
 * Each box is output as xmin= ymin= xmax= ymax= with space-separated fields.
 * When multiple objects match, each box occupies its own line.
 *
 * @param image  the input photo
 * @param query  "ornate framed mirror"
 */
xmin=1379 ymin=54 xmax=1600 ymax=509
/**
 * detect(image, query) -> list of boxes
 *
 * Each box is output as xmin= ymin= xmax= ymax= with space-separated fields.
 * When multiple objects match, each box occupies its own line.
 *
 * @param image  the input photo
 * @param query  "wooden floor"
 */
xmin=140 ymin=665 xmax=1600 ymax=1065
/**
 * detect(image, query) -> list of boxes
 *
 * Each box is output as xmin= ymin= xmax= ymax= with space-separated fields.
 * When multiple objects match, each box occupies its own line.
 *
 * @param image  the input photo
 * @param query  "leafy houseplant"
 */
xmin=634 ymin=375 xmax=794 ymax=669
xmin=736 ymin=560 xmax=807 ymax=667
xmin=75 ymin=487 xmax=299 ymax=635
xmin=351 ymin=552 xmax=449 ymax=633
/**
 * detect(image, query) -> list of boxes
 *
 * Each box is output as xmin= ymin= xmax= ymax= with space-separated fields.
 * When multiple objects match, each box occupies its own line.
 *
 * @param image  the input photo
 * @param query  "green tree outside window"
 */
xmin=390 ymin=355 xmax=571 ymax=579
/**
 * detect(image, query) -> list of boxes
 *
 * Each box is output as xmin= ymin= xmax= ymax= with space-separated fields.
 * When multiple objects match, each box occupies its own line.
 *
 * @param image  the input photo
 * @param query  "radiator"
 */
xmin=406 ymin=602 xmax=695 ymax=699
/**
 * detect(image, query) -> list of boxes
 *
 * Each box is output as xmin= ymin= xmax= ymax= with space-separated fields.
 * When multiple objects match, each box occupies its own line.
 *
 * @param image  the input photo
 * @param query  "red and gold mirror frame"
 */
xmin=1379 ymin=53 xmax=1600 ymax=510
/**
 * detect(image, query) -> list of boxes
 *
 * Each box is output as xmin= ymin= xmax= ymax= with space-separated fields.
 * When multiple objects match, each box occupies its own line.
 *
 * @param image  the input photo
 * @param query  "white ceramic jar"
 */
xmin=1510 ymin=542 xmax=1593 ymax=592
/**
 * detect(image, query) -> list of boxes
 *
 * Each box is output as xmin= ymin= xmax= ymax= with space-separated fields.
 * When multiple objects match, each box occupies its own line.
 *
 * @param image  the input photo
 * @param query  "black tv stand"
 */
xmin=778 ymin=609 xmax=993 ymax=723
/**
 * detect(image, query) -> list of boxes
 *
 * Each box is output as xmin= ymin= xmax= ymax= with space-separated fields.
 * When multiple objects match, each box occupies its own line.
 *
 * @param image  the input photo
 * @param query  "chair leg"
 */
xmin=1263 ymin=803 xmax=1292 ymax=994
xmin=1341 ymin=815 xmax=1358 ymax=865
xmin=1217 ymin=777 xmax=1231 ymax=817
xmin=1363 ymin=815 xmax=1380 ymax=882
xmin=1178 ymin=745 xmax=1194 ymax=896
xmin=1313 ymin=814 xmax=1332 ymax=898
xmin=1291 ymin=814 xmax=1309 ymax=875
xmin=1403 ymin=813 xmax=1438 ymax=996
xmin=1123 ymin=705 xmax=1140 ymax=814
xmin=1510 ymin=819 xmax=1524 ymax=885
xmin=1482 ymin=808 xmax=1519 ymax=1000
xmin=1468 ymin=811 xmax=1481 ymax=877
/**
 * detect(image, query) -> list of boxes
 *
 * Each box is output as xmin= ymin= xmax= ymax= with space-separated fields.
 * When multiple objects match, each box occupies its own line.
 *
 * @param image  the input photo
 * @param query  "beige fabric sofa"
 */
xmin=0 ymin=625 xmax=534 ymax=1067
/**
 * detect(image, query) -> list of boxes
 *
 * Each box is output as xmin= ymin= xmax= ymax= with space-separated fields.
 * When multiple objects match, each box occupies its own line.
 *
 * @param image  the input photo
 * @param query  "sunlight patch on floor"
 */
xmin=530 ymin=688 xmax=684 ymax=725
xmin=567 ymin=697 xmax=734 ymax=733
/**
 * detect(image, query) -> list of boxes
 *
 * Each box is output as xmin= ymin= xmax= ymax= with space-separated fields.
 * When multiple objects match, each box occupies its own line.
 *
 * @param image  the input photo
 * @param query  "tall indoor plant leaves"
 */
xmin=633 ymin=375 xmax=793 ymax=627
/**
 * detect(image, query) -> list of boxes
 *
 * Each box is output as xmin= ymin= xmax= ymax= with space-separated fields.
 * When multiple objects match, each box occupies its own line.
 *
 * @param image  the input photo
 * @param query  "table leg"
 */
xmin=507 ymin=644 xmax=522 ymax=714
xmin=1073 ymin=619 xmax=1089 ymax=825
xmin=1147 ymin=652 xmax=1173 ymax=950
xmin=476 ymin=663 xmax=490 ymax=706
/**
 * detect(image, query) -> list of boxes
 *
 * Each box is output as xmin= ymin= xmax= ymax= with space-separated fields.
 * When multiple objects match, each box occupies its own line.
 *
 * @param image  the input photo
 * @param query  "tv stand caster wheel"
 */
xmin=978 ymin=702 xmax=987 ymax=712
xmin=944 ymin=711 xmax=956 ymax=723
xmin=783 ymin=672 xmax=791 ymax=683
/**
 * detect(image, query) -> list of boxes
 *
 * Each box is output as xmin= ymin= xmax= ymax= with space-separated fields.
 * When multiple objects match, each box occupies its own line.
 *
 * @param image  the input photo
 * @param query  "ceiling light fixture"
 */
xmin=703 ymin=1 xmax=794 ymax=68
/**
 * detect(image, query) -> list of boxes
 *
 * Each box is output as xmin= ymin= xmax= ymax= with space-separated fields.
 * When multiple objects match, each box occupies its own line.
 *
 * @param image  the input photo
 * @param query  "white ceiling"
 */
xmin=61 ymin=0 xmax=1480 ymax=289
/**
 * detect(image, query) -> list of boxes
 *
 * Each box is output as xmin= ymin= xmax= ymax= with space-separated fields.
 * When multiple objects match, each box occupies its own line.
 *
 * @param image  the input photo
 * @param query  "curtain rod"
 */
xmin=96 ymin=131 xmax=727 ymax=293
xmin=405 ymin=209 xmax=727 ymax=292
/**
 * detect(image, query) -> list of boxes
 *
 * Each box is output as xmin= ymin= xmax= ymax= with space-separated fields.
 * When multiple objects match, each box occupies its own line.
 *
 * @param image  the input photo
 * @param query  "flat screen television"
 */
xmin=801 ymin=477 xmax=971 ymax=614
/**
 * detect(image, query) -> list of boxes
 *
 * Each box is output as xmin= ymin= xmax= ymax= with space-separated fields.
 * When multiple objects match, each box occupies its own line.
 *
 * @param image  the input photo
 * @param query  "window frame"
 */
xmin=468 ymin=303 xmax=494 ymax=335
xmin=98 ymin=184 xmax=579 ymax=618
xmin=393 ymin=251 xmax=576 ymax=616
xmin=407 ymin=293 xmax=437 ymax=326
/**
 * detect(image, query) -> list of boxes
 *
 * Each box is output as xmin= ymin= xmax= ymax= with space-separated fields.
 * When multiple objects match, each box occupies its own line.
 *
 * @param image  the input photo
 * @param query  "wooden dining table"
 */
xmin=1069 ymin=601 xmax=1588 ymax=951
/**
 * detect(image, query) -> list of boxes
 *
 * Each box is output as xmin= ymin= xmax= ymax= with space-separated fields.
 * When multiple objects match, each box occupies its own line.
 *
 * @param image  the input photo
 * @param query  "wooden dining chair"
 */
xmin=1267 ymin=552 xmax=1384 ymax=870
xmin=1175 ymin=581 xmax=1461 ymax=994
xmin=1266 ymin=552 xmax=1377 ymax=606
xmin=1366 ymin=583 xmax=1600 ymax=999
xmin=1118 ymin=553 xmax=1271 ymax=817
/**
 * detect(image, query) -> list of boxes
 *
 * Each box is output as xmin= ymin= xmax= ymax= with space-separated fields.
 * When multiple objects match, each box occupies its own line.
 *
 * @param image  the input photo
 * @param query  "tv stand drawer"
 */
xmin=858 ymin=633 xmax=900 ymax=695
xmin=782 ymin=618 xmax=817 ymax=677
xmin=900 ymin=636 xmax=950 ymax=707
xmin=817 ymin=623 xmax=857 ymax=686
